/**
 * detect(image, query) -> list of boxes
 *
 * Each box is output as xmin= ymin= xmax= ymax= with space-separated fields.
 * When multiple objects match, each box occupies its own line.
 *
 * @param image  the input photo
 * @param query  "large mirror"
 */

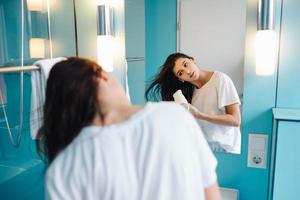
xmin=0 ymin=0 xmax=245 ymax=153
xmin=176 ymin=0 xmax=246 ymax=154
xmin=126 ymin=0 xmax=246 ymax=154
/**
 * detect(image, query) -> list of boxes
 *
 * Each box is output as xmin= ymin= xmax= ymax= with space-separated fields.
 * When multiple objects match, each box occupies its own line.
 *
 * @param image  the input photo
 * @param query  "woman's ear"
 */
xmin=100 ymin=70 xmax=108 ymax=81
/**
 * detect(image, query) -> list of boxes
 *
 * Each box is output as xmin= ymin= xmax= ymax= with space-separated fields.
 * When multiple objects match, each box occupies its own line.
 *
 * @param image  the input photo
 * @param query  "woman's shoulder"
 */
xmin=213 ymin=71 xmax=233 ymax=83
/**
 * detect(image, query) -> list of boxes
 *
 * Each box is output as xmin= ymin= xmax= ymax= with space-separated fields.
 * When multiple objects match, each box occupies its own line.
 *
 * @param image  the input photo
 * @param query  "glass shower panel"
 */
xmin=0 ymin=0 xmax=76 ymax=155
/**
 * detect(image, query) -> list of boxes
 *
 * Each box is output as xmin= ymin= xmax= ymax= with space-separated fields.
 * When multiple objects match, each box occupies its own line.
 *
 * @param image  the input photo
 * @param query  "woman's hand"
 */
xmin=181 ymin=103 xmax=206 ymax=119
xmin=189 ymin=104 xmax=209 ymax=120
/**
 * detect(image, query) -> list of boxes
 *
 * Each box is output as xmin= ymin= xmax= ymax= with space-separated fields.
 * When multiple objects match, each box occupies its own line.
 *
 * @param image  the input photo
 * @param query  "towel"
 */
xmin=30 ymin=57 xmax=66 ymax=139
xmin=0 ymin=74 xmax=6 ymax=106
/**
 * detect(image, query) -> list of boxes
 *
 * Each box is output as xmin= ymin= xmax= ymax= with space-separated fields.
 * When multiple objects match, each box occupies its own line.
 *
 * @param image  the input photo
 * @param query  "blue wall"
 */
xmin=145 ymin=0 xmax=177 ymax=86
xmin=125 ymin=0 xmax=146 ymax=105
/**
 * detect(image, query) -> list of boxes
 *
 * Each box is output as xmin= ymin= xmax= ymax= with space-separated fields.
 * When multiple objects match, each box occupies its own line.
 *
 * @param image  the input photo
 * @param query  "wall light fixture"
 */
xmin=27 ymin=0 xmax=47 ymax=59
xmin=96 ymin=1 xmax=114 ymax=72
xmin=255 ymin=0 xmax=276 ymax=76
xmin=27 ymin=0 xmax=43 ymax=11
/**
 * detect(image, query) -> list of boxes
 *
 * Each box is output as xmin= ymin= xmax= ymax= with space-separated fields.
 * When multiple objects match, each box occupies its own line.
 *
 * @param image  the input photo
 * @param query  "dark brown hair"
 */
xmin=145 ymin=53 xmax=195 ymax=103
xmin=36 ymin=57 xmax=102 ymax=163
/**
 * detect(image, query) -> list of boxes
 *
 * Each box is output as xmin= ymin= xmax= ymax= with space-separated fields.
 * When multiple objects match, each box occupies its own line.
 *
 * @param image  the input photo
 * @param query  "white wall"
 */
xmin=178 ymin=0 xmax=246 ymax=95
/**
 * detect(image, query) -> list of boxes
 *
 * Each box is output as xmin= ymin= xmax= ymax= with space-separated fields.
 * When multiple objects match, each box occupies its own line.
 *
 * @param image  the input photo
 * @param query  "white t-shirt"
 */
xmin=45 ymin=102 xmax=217 ymax=200
xmin=192 ymin=71 xmax=241 ymax=154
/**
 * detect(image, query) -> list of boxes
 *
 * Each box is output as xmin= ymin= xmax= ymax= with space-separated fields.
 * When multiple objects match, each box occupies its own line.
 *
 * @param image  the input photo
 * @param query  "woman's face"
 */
xmin=172 ymin=57 xmax=199 ymax=82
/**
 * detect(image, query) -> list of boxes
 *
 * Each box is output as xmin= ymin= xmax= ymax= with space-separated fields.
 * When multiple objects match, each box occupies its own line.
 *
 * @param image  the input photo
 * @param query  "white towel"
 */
xmin=0 ymin=74 xmax=6 ymax=106
xmin=30 ymin=57 xmax=66 ymax=139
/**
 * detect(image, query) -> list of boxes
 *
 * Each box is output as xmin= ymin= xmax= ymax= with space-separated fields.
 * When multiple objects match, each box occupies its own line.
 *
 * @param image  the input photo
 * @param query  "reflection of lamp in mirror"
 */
xmin=255 ymin=0 xmax=276 ymax=76
xmin=97 ymin=1 xmax=114 ymax=72
xmin=27 ymin=0 xmax=47 ymax=58
xmin=27 ymin=0 xmax=43 ymax=11
xmin=29 ymin=38 xmax=45 ymax=58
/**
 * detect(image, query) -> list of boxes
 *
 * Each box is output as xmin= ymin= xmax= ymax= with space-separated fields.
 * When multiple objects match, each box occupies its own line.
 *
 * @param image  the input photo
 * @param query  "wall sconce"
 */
xmin=27 ymin=0 xmax=47 ymax=59
xmin=96 ymin=1 xmax=114 ymax=72
xmin=27 ymin=0 xmax=43 ymax=11
xmin=29 ymin=38 xmax=45 ymax=58
xmin=255 ymin=0 xmax=276 ymax=76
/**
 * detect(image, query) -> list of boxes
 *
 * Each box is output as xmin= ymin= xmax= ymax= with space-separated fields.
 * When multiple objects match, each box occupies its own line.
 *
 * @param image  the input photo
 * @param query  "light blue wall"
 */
xmin=145 ymin=0 xmax=177 ymax=86
xmin=125 ymin=0 xmax=146 ymax=105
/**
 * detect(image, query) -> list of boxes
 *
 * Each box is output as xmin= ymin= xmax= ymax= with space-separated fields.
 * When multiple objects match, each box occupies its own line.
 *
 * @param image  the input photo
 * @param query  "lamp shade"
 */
xmin=255 ymin=30 xmax=276 ymax=75
xmin=256 ymin=0 xmax=276 ymax=76
xmin=29 ymin=38 xmax=45 ymax=58
xmin=97 ymin=5 xmax=114 ymax=36
xmin=27 ymin=0 xmax=43 ymax=11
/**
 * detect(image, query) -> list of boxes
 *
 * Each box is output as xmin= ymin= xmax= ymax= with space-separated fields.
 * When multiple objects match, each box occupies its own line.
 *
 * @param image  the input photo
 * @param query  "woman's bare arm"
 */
xmin=188 ymin=103 xmax=241 ymax=127
xmin=204 ymin=182 xmax=221 ymax=200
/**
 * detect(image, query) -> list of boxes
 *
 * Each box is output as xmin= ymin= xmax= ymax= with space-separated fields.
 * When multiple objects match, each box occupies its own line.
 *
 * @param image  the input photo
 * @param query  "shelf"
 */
xmin=272 ymin=108 xmax=300 ymax=121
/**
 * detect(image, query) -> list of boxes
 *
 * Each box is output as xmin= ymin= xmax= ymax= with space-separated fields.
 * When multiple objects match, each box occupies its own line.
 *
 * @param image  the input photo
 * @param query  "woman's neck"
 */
xmin=192 ymin=70 xmax=214 ymax=89
xmin=92 ymin=103 xmax=142 ymax=126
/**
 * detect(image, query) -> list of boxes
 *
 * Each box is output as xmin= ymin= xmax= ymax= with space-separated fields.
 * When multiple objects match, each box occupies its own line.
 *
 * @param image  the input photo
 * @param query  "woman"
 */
xmin=37 ymin=57 xmax=220 ymax=200
xmin=145 ymin=53 xmax=241 ymax=154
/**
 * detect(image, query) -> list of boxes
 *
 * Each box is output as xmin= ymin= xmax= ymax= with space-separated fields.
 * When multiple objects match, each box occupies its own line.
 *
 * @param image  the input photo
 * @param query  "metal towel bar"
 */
xmin=0 ymin=65 xmax=40 ymax=74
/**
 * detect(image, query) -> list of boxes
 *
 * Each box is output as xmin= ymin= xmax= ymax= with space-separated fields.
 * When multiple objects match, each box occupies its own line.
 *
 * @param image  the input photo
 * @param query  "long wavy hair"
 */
xmin=145 ymin=53 xmax=195 ymax=103
xmin=36 ymin=57 xmax=102 ymax=163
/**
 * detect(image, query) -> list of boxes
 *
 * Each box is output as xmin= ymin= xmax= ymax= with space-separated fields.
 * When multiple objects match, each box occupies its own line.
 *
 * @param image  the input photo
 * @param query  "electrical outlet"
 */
xmin=253 ymin=155 xmax=262 ymax=164
xmin=247 ymin=134 xmax=268 ymax=168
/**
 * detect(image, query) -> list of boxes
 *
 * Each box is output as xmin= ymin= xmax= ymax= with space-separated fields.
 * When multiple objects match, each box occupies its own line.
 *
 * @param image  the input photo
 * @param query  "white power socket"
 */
xmin=247 ymin=134 xmax=268 ymax=169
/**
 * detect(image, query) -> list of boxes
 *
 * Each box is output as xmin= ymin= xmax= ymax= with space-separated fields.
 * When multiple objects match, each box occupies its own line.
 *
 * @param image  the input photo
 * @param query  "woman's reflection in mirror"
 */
xmin=145 ymin=52 xmax=241 ymax=154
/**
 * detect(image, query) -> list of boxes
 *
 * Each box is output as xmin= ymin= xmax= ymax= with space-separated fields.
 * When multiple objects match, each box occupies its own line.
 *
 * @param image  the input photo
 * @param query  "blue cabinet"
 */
xmin=271 ymin=109 xmax=300 ymax=199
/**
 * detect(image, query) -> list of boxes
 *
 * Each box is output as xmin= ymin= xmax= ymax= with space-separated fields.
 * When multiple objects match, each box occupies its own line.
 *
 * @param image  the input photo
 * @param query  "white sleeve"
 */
xmin=217 ymin=73 xmax=241 ymax=109
xmin=45 ymin=161 xmax=80 ymax=200
xmin=45 ymin=170 xmax=68 ymax=200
